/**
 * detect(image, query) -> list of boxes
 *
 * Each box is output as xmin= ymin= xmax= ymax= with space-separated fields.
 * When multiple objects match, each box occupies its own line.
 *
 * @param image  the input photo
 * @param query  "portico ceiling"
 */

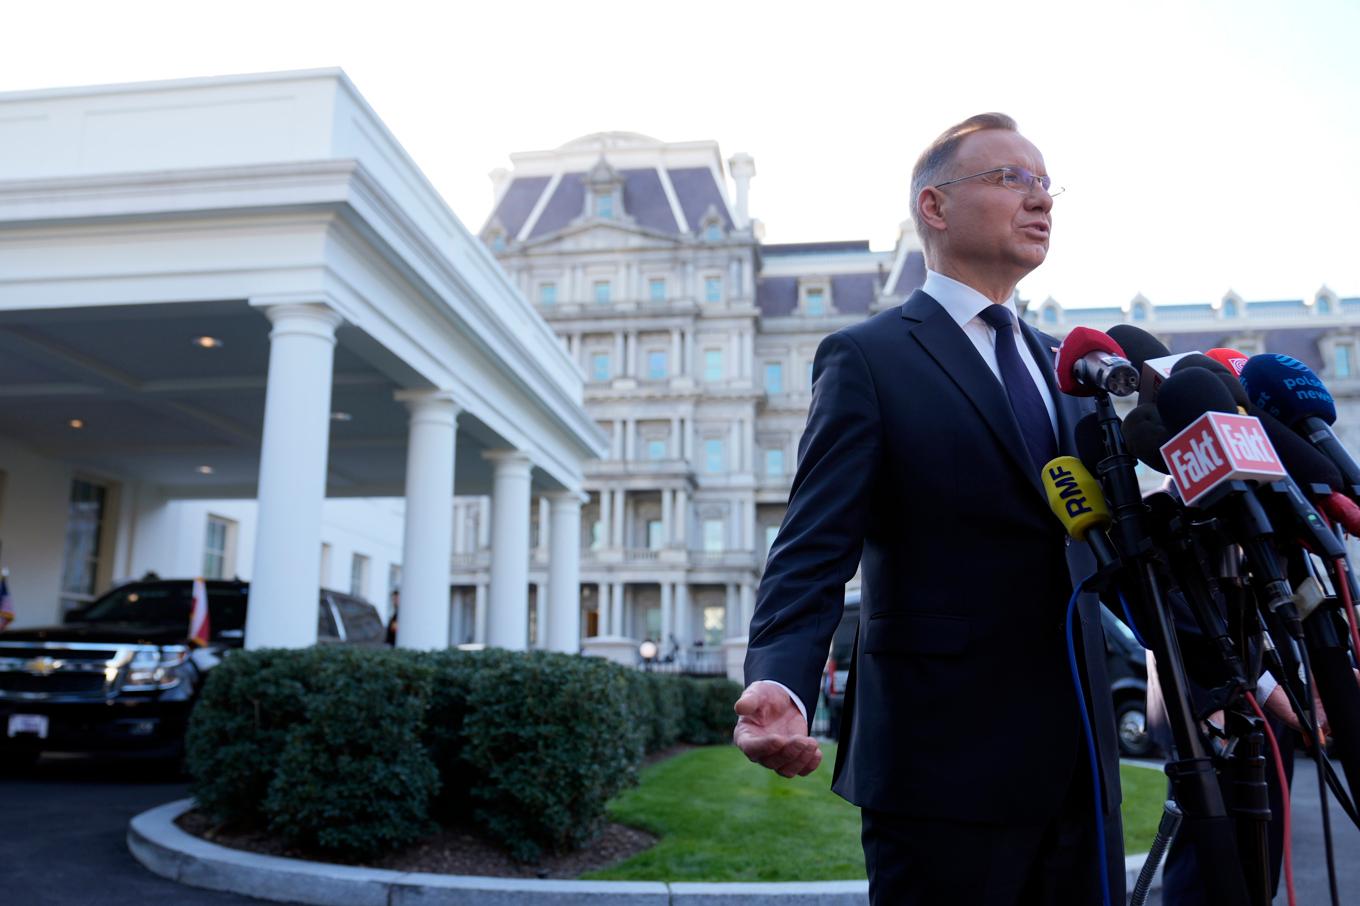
xmin=0 ymin=300 xmax=522 ymax=499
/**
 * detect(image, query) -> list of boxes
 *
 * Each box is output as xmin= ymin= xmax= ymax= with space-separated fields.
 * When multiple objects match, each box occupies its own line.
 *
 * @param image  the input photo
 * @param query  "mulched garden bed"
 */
xmin=174 ymin=744 xmax=697 ymax=879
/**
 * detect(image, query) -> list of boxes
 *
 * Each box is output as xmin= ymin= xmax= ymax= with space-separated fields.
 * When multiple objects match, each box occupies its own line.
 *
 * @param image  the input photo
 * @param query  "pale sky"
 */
xmin=3 ymin=0 xmax=1357 ymax=310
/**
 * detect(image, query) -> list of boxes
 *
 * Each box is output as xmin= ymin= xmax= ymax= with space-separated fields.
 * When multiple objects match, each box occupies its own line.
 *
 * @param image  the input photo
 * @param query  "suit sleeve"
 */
xmin=744 ymin=329 xmax=883 ymax=721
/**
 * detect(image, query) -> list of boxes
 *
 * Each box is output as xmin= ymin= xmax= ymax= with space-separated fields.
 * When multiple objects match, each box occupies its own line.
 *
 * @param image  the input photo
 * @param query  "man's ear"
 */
xmin=917 ymin=187 xmax=947 ymax=234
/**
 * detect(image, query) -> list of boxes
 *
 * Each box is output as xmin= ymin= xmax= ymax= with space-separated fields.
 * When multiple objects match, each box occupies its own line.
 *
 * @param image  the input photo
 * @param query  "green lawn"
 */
xmin=584 ymin=745 xmax=1167 ymax=882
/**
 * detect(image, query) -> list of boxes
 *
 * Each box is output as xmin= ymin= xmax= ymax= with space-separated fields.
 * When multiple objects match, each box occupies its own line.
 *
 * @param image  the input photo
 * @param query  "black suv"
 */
xmin=0 ymin=579 xmax=384 ymax=764
xmin=820 ymin=593 xmax=1153 ymax=757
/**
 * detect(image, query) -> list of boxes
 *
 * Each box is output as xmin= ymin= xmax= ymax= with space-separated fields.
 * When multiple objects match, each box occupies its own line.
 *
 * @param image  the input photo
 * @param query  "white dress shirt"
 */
xmin=754 ymin=271 xmax=1061 ymax=726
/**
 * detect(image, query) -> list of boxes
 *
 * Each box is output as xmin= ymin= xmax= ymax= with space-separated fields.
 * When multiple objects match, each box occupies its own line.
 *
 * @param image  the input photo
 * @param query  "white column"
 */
xmin=612 ymin=420 xmax=623 ymax=459
xmin=533 ymin=582 xmax=547 ymax=648
xmin=597 ymin=581 xmax=610 ymax=636
xmin=660 ymin=582 xmax=673 ymax=645
xmin=674 ymin=583 xmax=689 ymax=645
xmin=396 ymin=391 xmax=459 ymax=650
xmin=683 ymin=417 xmax=694 ymax=461
xmin=670 ymin=329 xmax=681 ymax=376
xmin=676 ymin=488 xmax=689 ymax=547
xmin=626 ymin=331 xmax=638 ymax=377
xmin=245 ymin=302 xmax=342 ymax=650
xmin=613 ymin=488 xmax=626 ymax=548
xmin=614 ymin=333 xmax=625 ymax=376
xmin=682 ymin=330 xmax=694 ymax=377
xmin=474 ymin=582 xmax=488 ymax=643
xmin=537 ymin=496 xmax=550 ymax=559
xmin=624 ymin=418 xmax=636 ymax=461
xmin=477 ymin=497 xmax=491 ymax=548
xmin=453 ymin=502 xmax=466 ymax=555
xmin=599 ymin=488 xmax=613 ymax=549
xmin=740 ymin=583 xmax=755 ymax=636
xmin=661 ymin=490 xmax=673 ymax=546
xmin=546 ymin=491 xmax=583 ymax=653
xmin=728 ymin=331 xmax=740 ymax=381
xmin=484 ymin=450 xmax=533 ymax=650
xmin=729 ymin=420 xmax=741 ymax=470
xmin=725 ymin=584 xmax=738 ymax=639
xmin=670 ymin=416 xmax=681 ymax=457
xmin=613 ymin=582 xmax=626 ymax=638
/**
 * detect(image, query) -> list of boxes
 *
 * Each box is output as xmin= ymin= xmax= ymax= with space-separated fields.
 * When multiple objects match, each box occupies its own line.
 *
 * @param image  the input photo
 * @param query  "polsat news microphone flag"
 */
xmin=189 ymin=577 xmax=211 ymax=647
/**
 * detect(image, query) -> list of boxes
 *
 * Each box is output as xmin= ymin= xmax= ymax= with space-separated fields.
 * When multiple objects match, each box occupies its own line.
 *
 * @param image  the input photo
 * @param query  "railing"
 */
xmin=637 ymin=646 xmax=727 ymax=676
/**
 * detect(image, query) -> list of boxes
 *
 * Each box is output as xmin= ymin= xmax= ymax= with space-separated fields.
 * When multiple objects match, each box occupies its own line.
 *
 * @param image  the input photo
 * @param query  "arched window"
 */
xmin=1318 ymin=296 xmax=1332 ymax=315
xmin=1222 ymin=299 xmax=1237 ymax=318
xmin=1132 ymin=302 xmax=1148 ymax=322
xmin=1042 ymin=306 xmax=1058 ymax=325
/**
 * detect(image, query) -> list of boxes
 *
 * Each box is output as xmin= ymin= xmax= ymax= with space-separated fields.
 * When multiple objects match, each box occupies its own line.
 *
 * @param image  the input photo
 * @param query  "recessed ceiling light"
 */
xmin=330 ymin=411 xmax=353 ymax=422
xmin=68 ymin=418 xmax=84 ymax=429
xmin=196 ymin=465 xmax=214 ymax=475
xmin=192 ymin=336 xmax=223 ymax=349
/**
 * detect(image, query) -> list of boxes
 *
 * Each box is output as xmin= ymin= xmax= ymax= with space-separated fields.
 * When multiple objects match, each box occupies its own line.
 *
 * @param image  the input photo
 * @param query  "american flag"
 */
xmin=189 ymin=577 xmax=211 ymax=646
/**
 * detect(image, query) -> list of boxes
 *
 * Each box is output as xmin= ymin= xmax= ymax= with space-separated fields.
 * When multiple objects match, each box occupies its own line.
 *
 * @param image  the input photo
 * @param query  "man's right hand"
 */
xmin=733 ymin=682 xmax=823 ymax=778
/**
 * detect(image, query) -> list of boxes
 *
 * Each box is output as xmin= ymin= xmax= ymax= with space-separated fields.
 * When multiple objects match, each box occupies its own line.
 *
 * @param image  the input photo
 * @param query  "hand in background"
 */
xmin=733 ymin=682 xmax=822 ymax=778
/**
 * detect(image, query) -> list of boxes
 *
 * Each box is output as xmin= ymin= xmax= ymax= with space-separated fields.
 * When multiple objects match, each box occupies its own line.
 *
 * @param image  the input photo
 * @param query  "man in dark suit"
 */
xmin=734 ymin=113 xmax=1125 ymax=904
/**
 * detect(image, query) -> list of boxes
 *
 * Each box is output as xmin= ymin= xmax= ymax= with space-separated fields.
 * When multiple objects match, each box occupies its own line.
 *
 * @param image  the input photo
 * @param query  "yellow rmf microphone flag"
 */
xmin=1041 ymin=456 xmax=1111 ymax=543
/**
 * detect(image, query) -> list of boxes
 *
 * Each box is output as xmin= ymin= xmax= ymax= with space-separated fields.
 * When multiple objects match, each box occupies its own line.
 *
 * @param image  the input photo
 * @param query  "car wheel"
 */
xmin=1116 ymin=699 xmax=1154 ymax=758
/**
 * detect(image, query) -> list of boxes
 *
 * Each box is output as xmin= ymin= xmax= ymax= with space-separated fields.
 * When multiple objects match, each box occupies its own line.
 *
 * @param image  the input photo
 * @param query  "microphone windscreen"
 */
xmin=1171 ymin=354 xmax=1251 ymax=410
xmin=1319 ymin=491 xmax=1360 ymax=536
xmin=1240 ymin=354 xmax=1338 ymax=426
xmin=1206 ymin=348 xmax=1249 ymax=377
xmin=1107 ymin=324 xmax=1171 ymax=369
xmin=1074 ymin=412 xmax=1105 ymax=473
xmin=1250 ymin=405 xmax=1343 ymax=492
xmin=1157 ymin=367 xmax=1237 ymax=435
xmin=1124 ymin=403 xmax=1170 ymax=473
xmin=1055 ymin=327 xmax=1127 ymax=395
xmin=1041 ymin=456 xmax=1111 ymax=542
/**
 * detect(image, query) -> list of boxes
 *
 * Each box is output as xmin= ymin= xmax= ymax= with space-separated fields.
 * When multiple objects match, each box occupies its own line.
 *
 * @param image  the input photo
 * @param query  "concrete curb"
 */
xmin=130 ymin=799 xmax=1161 ymax=904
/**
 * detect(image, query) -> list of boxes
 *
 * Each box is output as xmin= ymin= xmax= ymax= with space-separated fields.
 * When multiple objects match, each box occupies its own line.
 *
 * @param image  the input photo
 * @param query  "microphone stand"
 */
xmin=1086 ymin=391 xmax=1254 ymax=906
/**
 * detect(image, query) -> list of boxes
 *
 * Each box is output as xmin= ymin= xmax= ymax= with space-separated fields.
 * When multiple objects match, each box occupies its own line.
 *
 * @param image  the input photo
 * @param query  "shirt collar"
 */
xmin=922 ymin=269 xmax=1021 ymax=332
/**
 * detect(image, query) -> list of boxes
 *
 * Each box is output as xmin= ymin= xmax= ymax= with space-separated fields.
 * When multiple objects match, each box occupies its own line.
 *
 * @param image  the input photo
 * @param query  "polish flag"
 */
xmin=189 ymin=577 xmax=211 ymax=646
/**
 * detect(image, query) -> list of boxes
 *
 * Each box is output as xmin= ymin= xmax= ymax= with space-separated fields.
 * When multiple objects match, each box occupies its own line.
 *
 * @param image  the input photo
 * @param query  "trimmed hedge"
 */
xmin=185 ymin=647 xmax=741 ymax=863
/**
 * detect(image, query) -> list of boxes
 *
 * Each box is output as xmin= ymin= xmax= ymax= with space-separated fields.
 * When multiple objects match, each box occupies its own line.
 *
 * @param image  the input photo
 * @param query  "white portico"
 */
xmin=0 ymin=70 xmax=606 ymax=651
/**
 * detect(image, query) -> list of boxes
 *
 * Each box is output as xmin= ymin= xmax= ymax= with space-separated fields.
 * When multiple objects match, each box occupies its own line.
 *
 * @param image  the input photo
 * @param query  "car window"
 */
xmin=81 ymin=581 xmax=247 ymax=636
xmin=332 ymin=593 xmax=385 ymax=644
xmin=317 ymin=596 xmax=340 ymax=641
xmin=830 ymin=605 xmax=859 ymax=664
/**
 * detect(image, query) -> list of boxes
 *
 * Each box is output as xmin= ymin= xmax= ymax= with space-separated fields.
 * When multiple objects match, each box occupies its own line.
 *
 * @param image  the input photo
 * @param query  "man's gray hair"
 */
xmin=910 ymin=113 xmax=1018 ymax=249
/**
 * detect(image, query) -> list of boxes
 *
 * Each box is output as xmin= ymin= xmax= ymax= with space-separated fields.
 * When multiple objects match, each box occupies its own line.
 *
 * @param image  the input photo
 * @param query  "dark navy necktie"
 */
xmin=977 ymin=305 xmax=1057 ymax=471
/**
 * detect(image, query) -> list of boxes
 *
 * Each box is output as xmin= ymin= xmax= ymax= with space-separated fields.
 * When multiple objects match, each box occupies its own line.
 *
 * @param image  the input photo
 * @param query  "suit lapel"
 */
xmin=901 ymin=290 xmax=1045 ymax=498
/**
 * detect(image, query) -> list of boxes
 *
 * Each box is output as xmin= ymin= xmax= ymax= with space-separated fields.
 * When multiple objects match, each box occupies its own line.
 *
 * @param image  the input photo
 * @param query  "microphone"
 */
xmin=1124 ymin=403 xmax=1170 ymax=474
xmin=1041 ymin=456 xmax=1119 ymax=569
xmin=1055 ymin=327 xmax=1139 ymax=397
xmin=1319 ymin=491 xmax=1360 ymax=535
xmin=1240 ymin=353 xmax=1360 ymax=498
xmin=1206 ymin=347 xmax=1249 ymax=378
xmin=1106 ymin=324 xmax=1170 ymax=368
xmin=1171 ymin=353 xmax=1250 ymax=412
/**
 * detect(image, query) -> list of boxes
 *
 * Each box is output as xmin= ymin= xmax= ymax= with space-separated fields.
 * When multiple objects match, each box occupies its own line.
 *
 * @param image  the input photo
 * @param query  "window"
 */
xmin=388 ymin=564 xmax=402 ymax=597
xmin=647 ymin=350 xmax=668 ymax=380
xmin=1337 ymin=342 xmax=1354 ymax=378
xmin=649 ymin=278 xmax=666 ymax=302
xmin=1319 ymin=296 xmax=1333 ymax=315
xmin=320 ymin=543 xmax=333 ymax=588
xmin=704 ymin=438 xmax=725 ymax=474
xmin=765 ymin=448 xmax=785 ymax=478
xmin=591 ymin=353 xmax=611 ymax=382
xmin=203 ymin=515 xmax=236 ymax=580
xmin=60 ymin=479 xmax=107 ymax=606
xmin=594 ymin=280 xmax=612 ymax=304
xmin=1132 ymin=302 xmax=1148 ymax=321
xmin=1222 ymin=299 xmax=1237 ymax=318
xmin=806 ymin=288 xmax=825 ymax=316
xmin=703 ymin=605 xmax=725 ymax=646
xmin=647 ymin=439 xmax=667 ymax=460
xmin=647 ymin=520 xmax=664 ymax=550
xmin=350 ymin=553 xmax=370 ymax=600
xmin=704 ymin=223 xmax=724 ymax=242
xmin=1042 ymin=306 xmax=1058 ymax=325
xmin=703 ymin=519 xmax=725 ymax=552
xmin=594 ymin=193 xmax=614 ymax=219
xmin=704 ymin=276 xmax=722 ymax=303
xmin=703 ymin=349 xmax=724 ymax=382
xmin=764 ymin=362 xmax=783 ymax=394
xmin=490 ymin=233 xmax=506 ymax=252
xmin=765 ymin=525 xmax=779 ymax=556
xmin=591 ymin=520 xmax=603 ymax=550
xmin=539 ymin=283 xmax=557 ymax=305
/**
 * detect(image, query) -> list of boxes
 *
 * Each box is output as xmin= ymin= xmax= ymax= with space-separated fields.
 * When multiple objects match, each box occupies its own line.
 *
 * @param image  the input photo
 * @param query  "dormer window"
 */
xmin=704 ymin=223 xmax=723 ymax=241
xmin=799 ymin=280 xmax=832 ymax=317
xmin=1132 ymin=302 xmax=1148 ymax=321
xmin=1223 ymin=299 xmax=1238 ymax=318
xmin=698 ymin=204 xmax=726 ymax=242
xmin=584 ymin=156 xmax=625 ymax=223
xmin=806 ymin=289 xmax=825 ymax=317
xmin=1318 ymin=296 xmax=1333 ymax=315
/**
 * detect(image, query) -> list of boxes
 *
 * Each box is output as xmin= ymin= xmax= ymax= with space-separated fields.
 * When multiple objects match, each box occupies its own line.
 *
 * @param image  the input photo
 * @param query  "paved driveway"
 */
xmin=1 ymin=755 xmax=268 ymax=905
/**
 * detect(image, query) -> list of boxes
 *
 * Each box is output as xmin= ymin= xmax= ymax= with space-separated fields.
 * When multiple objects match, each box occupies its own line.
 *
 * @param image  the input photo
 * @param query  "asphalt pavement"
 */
xmin=2 ymin=752 xmax=1355 ymax=905
xmin=1 ymin=755 xmax=268 ymax=905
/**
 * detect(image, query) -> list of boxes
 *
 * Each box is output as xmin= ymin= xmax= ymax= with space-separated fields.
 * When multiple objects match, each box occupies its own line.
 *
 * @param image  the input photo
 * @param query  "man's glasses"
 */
xmin=933 ymin=166 xmax=1064 ymax=198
